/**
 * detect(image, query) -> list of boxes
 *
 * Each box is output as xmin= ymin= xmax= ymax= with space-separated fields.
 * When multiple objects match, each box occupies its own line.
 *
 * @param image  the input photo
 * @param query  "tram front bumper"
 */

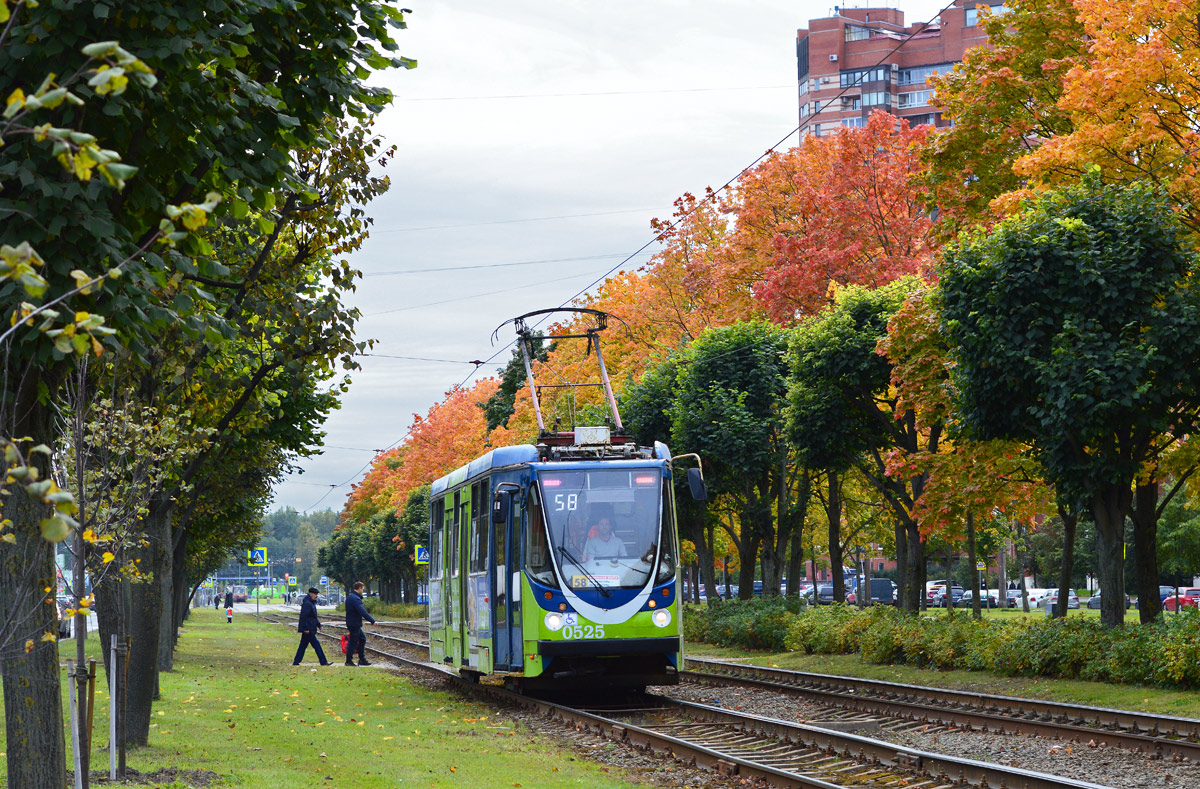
xmin=537 ymin=636 xmax=679 ymax=658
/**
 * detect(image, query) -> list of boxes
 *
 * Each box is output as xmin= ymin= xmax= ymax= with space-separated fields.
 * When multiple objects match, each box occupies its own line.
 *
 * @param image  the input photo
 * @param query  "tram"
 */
xmin=427 ymin=309 xmax=706 ymax=690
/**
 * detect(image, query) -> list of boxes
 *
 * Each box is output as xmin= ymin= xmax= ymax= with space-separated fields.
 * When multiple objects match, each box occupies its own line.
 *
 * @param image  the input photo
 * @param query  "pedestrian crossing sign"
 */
xmin=248 ymin=548 xmax=267 ymax=566
xmin=415 ymin=545 xmax=429 ymax=565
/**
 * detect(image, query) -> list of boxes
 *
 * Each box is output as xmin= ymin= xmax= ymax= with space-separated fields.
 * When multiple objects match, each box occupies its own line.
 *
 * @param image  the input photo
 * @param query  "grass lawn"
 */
xmin=687 ymin=643 xmax=1200 ymax=718
xmin=5 ymin=608 xmax=651 ymax=788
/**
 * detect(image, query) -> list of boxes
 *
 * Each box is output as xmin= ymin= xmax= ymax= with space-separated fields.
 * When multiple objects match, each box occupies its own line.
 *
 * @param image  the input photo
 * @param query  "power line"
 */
xmin=375 ymin=208 xmax=661 ymax=233
xmin=443 ymin=0 xmax=973 ymax=394
xmin=363 ymin=253 xmax=630 ymax=277
xmin=293 ymin=0 xmax=977 ymax=511
xmin=360 ymin=353 xmax=482 ymax=365
xmin=361 ymin=268 xmax=631 ymax=318
xmin=398 ymin=85 xmax=794 ymax=102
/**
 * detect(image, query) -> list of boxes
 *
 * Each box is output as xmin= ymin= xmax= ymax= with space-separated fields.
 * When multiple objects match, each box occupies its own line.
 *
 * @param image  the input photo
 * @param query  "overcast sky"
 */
xmin=270 ymin=0 xmax=949 ymax=514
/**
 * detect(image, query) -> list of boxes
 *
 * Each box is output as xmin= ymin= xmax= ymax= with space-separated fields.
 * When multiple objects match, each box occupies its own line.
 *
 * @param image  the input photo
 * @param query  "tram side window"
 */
xmin=430 ymin=499 xmax=444 ymax=580
xmin=526 ymin=495 xmax=557 ymax=587
xmin=657 ymin=484 xmax=678 ymax=584
xmin=470 ymin=480 xmax=489 ymax=573
xmin=452 ymin=491 xmax=461 ymax=578
xmin=468 ymin=482 xmax=480 ymax=573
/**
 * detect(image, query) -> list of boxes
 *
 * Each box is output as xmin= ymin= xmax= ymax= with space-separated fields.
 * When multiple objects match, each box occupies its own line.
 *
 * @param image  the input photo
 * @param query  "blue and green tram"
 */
xmin=428 ymin=436 xmax=686 ymax=690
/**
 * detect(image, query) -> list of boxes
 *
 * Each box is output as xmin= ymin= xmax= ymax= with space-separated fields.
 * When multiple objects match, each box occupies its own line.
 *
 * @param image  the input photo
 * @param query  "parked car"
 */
xmin=1005 ymin=589 xmax=1025 ymax=608
xmin=1162 ymin=588 xmax=1200 ymax=611
xmin=1159 ymin=585 xmax=1177 ymax=604
xmin=957 ymin=589 xmax=1002 ymax=608
xmin=1025 ymin=588 xmax=1053 ymax=608
xmin=1045 ymin=589 xmax=1080 ymax=609
xmin=929 ymin=583 xmax=964 ymax=608
xmin=1085 ymin=589 xmax=1131 ymax=610
xmin=866 ymin=577 xmax=896 ymax=605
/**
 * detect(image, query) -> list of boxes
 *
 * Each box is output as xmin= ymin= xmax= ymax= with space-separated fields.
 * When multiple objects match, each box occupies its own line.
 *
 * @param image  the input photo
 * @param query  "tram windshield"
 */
xmin=536 ymin=467 xmax=667 ymax=591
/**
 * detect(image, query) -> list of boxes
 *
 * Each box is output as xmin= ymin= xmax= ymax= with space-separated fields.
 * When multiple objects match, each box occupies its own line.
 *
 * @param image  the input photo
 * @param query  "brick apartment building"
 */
xmin=797 ymin=0 xmax=1005 ymax=136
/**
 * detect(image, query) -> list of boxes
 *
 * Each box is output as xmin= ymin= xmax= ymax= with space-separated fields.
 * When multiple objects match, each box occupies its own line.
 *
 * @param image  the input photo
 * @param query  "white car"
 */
xmin=1046 ymin=589 xmax=1080 ymax=609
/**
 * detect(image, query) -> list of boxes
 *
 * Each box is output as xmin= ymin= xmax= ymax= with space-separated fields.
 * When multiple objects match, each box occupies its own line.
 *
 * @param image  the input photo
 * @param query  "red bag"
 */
xmin=340 ymin=633 xmax=349 ymax=655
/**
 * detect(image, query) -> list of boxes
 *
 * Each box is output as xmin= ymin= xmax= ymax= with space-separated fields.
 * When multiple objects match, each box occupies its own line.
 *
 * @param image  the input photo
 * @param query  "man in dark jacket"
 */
xmin=344 ymin=581 xmax=375 ymax=666
xmin=224 ymin=588 xmax=234 ymax=623
xmin=293 ymin=587 xmax=331 ymax=666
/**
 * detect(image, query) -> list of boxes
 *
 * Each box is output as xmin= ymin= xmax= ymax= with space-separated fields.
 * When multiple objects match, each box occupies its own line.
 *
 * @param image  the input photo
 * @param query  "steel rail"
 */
xmin=684 ymin=657 xmax=1200 ymax=762
xmin=264 ymin=617 xmax=1110 ymax=788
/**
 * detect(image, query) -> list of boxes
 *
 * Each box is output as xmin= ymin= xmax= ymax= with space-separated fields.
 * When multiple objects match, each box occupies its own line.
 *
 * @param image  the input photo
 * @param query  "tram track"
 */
xmin=263 ymin=616 xmax=1111 ymax=788
xmin=298 ymin=617 xmax=1200 ymax=764
xmin=682 ymin=657 xmax=1200 ymax=763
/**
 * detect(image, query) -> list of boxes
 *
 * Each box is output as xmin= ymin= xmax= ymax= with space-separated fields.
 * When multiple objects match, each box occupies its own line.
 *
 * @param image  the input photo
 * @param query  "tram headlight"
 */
xmin=544 ymin=612 xmax=564 ymax=631
xmin=652 ymin=609 xmax=671 ymax=628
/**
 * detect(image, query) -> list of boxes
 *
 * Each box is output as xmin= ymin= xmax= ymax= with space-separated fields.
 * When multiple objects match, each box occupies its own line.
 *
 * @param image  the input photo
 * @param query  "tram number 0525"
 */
xmin=561 ymin=624 xmax=604 ymax=640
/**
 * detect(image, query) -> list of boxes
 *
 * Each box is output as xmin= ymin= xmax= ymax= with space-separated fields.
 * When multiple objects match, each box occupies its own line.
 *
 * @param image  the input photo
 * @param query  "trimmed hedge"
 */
xmin=334 ymin=599 xmax=428 ymax=619
xmin=685 ymin=601 xmax=1200 ymax=689
xmin=683 ymin=596 xmax=805 ymax=652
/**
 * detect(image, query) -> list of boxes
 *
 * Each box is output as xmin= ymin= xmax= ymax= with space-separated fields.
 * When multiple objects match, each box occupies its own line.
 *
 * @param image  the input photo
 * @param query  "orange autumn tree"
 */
xmin=926 ymin=0 xmax=1084 ymax=229
xmin=879 ymin=288 xmax=1050 ymax=614
xmin=344 ymin=379 xmax=505 ymax=518
xmin=1012 ymin=0 xmax=1200 ymax=227
xmin=751 ymin=112 xmax=937 ymax=324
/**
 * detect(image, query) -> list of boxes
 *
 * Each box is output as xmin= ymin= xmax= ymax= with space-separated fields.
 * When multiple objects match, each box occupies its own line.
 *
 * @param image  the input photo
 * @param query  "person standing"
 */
xmin=214 ymin=589 xmax=221 ymax=611
xmin=344 ymin=581 xmax=375 ymax=666
xmin=293 ymin=587 xmax=331 ymax=666
xmin=224 ymin=587 xmax=234 ymax=624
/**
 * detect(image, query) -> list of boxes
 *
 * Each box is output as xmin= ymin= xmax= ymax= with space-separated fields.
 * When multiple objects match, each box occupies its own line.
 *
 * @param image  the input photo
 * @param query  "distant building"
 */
xmin=796 ymin=1 xmax=1005 ymax=137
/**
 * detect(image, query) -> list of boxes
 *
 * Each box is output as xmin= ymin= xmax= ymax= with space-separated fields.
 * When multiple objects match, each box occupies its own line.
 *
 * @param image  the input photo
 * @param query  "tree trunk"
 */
xmin=1016 ymin=522 xmax=1030 ymax=612
xmin=0 ymin=481 xmax=67 ymax=786
xmin=826 ymin=471 xmax=845 ymax=603
xmin=786 ymin=521 xmax=805 ymax=597
xmin=1055 ymin=501 xmax=1078 ymax=619
xmin=967 ymin=512 xmax=981 ymax=619
xmin=126 ymin=494 xmax=170 ymax=745
xmin=0 ymin=396 xmax=67 ymax=789
xmin=736 ymin=534 xmax=759 ymax=600
xmin=157 ymin=511 xmax=176 ymax=674
xmin=1092 ymin=484 xmax=1129 ymax=628
xmin=894 ymin=518 xmax=910 ymax=612
xmin=1130 ymin=481 xmax=1162 ymax=624
xmin=903 ymin=520 xmax=924 ymax=612
xmin=999 ymin=537 xmax=1008 ymax=596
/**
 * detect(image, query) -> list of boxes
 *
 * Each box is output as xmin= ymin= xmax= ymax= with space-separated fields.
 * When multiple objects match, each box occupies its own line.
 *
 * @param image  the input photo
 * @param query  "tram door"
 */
xmin=445 ymin=492 xmax=457 ymax=663
xmin=507 ymin=495 xmax=523 ymax=666
xmin=458 ymin=492 xmax=469 ymax=663
xmin=491 ymin=488 xmax=510 ymax=670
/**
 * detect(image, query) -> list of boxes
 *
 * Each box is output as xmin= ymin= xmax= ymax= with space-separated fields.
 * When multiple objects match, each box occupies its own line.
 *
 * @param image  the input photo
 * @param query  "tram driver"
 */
xmin=584 ymin=516 xmax=627 ymax=561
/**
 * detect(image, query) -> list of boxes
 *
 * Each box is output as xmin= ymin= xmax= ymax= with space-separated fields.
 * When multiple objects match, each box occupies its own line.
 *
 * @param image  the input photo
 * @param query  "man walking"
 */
xmin=293 ymin=587 xmax=332 ymax=666
xmin=224 ymin=587 xmax=234 ymax=624
xmin=344 ymin=581 xmax=375 ymax=666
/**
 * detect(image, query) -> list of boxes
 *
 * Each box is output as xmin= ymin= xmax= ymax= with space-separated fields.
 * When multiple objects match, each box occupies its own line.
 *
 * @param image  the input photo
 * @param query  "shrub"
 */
xmin=683 ymin=596 xmax=804 ymax=652
xmin=687 ymin=599 xmax=1200 ymax=690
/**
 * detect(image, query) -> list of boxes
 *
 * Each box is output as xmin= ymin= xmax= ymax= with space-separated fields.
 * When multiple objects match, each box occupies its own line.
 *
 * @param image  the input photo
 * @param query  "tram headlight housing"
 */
xmin=652 ymin=609 xmax=671 ymax=628
xmin=544 ymin=612 xmax=564 ymax=631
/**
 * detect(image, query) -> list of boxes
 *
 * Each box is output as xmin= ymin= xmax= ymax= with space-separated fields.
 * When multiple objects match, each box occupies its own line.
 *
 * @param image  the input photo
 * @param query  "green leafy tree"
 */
xmin=669 ymin=321 xmax=799 ymax=599
xmin=939 ymin=176 xmax=1200 ymax=627
xmin=788 ymin=279 xmax=933 ymax=611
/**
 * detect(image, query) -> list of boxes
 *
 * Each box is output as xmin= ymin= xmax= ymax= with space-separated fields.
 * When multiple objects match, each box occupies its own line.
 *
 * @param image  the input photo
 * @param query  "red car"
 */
xmin=1162 ymin=588 xmax=1200 ymax=611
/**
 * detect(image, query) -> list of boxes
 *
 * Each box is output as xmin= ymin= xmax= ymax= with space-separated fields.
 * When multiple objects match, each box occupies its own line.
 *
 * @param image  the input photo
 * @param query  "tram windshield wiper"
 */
xmin=557 ymin=546 xmax=612 ymax=598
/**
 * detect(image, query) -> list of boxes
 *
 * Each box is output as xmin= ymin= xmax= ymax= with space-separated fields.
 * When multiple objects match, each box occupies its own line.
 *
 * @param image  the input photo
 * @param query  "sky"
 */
xmin=270 ymin=0 xmax=950 ymax=514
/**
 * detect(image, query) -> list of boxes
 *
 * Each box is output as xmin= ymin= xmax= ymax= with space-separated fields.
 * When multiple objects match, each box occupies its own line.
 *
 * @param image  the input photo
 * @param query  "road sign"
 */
xmin=248 ymin=548 xmax=267 ymax=566
xmin=415 ymin=545 xmax=429 ymax=565
xmin=976 ymin=561 xmax=986 ymax=570
xmin=320 ymin=575 xmax=328 ymax=585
